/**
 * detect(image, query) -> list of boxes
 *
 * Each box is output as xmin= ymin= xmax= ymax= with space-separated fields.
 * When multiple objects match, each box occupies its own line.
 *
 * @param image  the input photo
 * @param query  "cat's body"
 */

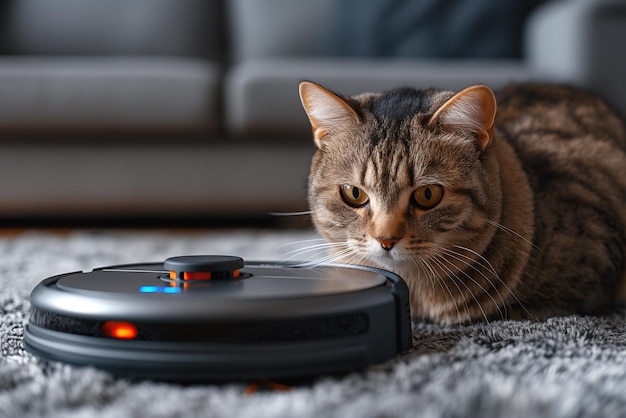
xmin=299 ymin=81 xmax=626 ymax=325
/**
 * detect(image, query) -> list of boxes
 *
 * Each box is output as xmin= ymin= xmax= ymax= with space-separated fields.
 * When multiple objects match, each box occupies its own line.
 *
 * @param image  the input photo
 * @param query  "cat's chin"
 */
xmin=367 ymin=252 xmax=412 ymax=273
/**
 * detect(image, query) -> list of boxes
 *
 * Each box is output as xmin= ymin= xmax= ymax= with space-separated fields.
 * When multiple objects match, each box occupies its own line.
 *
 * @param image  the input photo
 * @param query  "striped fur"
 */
xmin=299 ymin=81 xmax=626 ymax=325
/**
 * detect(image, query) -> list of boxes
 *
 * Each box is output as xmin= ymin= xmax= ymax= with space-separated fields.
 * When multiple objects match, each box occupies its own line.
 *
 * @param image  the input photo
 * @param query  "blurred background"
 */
xmin=0 ymin=0 xmax=622 ymax=228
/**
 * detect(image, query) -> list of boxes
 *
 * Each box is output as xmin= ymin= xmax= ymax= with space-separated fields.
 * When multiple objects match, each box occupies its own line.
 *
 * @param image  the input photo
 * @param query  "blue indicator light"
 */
xmin=139 ymin=286 xmax=181 ymax=294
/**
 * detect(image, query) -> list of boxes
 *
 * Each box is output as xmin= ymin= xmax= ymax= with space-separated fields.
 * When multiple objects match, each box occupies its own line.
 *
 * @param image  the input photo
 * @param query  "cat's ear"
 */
xmin=299 ymin=81 xmax=359 ymax=148
xmin=429 ymin=85 xmax=497 ymax=151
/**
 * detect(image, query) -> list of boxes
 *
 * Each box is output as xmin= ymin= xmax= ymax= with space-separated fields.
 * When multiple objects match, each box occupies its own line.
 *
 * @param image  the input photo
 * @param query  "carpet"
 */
xmin=2 ymin=230 xmax=626 ymax=418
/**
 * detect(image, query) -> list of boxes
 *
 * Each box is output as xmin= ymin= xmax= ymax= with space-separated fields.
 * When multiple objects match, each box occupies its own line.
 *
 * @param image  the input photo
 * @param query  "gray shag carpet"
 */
xmin=2 ymin=230 xmax=626 ymax=418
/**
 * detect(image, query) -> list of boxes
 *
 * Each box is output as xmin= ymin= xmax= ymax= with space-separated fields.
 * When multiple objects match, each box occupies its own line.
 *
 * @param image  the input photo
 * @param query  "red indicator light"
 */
xmin=101 ymin=321 xmax=138 ymax=340
xmin=169 ymin=267 xmax=241 ymax=281
xmin=183 ymin=271 xmax=212 ymax=280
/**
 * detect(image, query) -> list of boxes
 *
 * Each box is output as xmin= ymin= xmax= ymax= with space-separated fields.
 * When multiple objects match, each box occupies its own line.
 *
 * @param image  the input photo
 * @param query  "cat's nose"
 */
xmin=377 ymin=239 xmax=398 ymax=251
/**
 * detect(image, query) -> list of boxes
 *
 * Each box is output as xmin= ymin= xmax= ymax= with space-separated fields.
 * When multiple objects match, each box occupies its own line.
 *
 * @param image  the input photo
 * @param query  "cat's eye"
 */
xmin=412 ymin=185 xmax=444 ymax=210
xmin=340 ymin=184 xmax=369 ymax=207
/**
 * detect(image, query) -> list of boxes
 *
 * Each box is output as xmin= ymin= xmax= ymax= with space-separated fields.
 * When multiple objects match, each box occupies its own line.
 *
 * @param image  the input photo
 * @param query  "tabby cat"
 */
xmin=299 ymin=81 xmax=626 ymax=325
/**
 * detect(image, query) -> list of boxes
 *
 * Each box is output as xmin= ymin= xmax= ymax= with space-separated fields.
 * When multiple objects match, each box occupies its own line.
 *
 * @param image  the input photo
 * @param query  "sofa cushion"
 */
xmin=0 ymin=0 xmax=223 ymax=58
xmin=0 ymin=57 xmax=220 ymax=133
xmin=329 ymin=0 xmax=545 ymax=59
xmin=227 ymin=0 xmax=337 ymax=62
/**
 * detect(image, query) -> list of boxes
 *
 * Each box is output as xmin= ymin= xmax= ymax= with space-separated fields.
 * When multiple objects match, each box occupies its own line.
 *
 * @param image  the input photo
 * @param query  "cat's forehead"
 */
xmin=359 ymin=135 xmax=440 ymax=186
xmin=356 ymin=87 xmax=455 ymax=121
xmin=347 ymin=88 xmax=458 ymax=163
xmin=360 ymin=144 xmax=415 ymax=200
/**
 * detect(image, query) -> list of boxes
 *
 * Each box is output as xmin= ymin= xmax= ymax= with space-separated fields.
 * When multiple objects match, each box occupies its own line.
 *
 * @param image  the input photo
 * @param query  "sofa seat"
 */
xmin=0 ymin=57 xmax=220 ymax=133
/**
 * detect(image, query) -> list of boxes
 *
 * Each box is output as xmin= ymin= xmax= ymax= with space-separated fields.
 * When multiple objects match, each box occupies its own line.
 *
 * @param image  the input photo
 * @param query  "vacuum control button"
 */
xmin=164 ymin=255 xmax=244 ymax=281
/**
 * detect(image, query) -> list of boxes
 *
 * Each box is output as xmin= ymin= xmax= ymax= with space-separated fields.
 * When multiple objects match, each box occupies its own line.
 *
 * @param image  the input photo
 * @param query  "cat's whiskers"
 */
xmin=457 ymin=220 xmax=540 ymax=320
xmin=438 ymin=247 xmax=507 ymax=320
xmin=434 ymin=252 xmax=492 ymax=323
xmin=423 ymin=258 xmax=468 ymax=326
xmin=301 ymin=248 xmax=356 ymax=266
xmin=277 ymin=242 xmax=354 ymax=268
xmin=483 ymin=218 xmax=540 ymax=251
xmin=410 ymin=256 xmax=459 ymax=324
xmin=281 ymin=241 xmax=348 ymax=260
xmin=297 ymin=245 xmax=362 ymax=268
xmin=268 ymin=210 xmax=314 ymax=217
xmin=427 ymin=253 xmax=475 ymax=325
xmin=452 ymin=244 xmax=538 ymax=321
xmin=281 ymin=235 xmax=381 ymax=268
xmin=278 ymin=238 xmax=326 ymax=249
xmin=408 ymin=257 xmax=436 ymax=294
xmin=450 ymin=245 xmax=499 ymax=278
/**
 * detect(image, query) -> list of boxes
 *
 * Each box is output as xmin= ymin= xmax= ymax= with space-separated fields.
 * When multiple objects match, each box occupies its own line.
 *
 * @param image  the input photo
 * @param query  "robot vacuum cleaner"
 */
xmin=25 ymin=255 xmax=412 ymax=381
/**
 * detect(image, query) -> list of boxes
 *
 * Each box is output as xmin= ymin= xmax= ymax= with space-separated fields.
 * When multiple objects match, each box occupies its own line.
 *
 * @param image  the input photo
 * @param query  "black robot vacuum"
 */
xmin=25 ymin=255 xmax=412 ymax=381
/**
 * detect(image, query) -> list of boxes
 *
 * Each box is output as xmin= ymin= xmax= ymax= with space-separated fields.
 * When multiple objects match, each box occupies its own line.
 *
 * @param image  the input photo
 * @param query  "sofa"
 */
xmin=0 ymin=0 xmax=623 ymax=223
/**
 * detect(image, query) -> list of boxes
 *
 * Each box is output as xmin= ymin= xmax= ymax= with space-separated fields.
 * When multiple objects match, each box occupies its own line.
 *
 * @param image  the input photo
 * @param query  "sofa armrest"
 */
xmin=525 ymin=0 xmax=626 ymax=114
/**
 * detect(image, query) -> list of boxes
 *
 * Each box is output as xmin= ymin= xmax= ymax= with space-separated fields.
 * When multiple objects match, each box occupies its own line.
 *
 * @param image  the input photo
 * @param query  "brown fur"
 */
xmin=299 ymin=81 xmax=626 ymax=325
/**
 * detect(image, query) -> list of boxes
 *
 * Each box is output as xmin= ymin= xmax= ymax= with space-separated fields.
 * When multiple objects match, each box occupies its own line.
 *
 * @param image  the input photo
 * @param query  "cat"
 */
xmin=298 ymin=81 xmax=626 ymax=325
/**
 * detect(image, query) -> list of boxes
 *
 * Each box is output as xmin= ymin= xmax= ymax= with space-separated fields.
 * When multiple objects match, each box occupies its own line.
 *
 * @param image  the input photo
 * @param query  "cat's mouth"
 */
xmin=367 ymin=243 xmax=413 ymax=268
xmin=332 ymin=237 xmax=424 ymax=271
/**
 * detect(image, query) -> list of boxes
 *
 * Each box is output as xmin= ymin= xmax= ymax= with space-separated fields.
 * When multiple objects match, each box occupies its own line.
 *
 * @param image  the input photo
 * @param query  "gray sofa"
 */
xmin=0 ymin=0 xmax=623 ymax=223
